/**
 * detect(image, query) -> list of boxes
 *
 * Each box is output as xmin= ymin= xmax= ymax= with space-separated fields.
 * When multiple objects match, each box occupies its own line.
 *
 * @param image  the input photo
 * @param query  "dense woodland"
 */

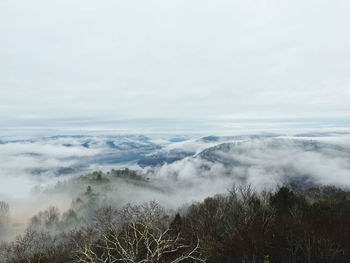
xmin=1 ymin=169 xmax=350 ymax=262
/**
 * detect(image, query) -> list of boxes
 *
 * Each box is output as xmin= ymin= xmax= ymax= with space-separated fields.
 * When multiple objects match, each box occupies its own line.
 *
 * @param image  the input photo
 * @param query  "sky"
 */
xmin=1 ymin=0 xmax=350 ymax=127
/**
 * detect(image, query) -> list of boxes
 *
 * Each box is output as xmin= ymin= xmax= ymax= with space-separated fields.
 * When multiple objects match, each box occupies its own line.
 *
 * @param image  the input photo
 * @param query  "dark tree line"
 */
xmin=178 ymin=185 xmax=350 ymax=263
xmin=2 ymin=184 xmax=350 ymax=262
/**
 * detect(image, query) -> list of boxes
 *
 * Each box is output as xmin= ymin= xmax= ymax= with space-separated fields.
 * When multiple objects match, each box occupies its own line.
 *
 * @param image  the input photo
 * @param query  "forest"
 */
xmin=1 ymin=169 xmax=350 ymax=263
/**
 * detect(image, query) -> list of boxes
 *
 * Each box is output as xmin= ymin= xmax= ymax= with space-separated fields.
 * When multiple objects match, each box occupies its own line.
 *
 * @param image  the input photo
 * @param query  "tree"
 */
xmin=170 ymin=213 xmax=183 ymax=234
xmin=0 ymin=201 xmax=9 ymax=232
xmin=269 ymin=187 xmax=297 ymax=215
xmin=85 ymin=186 xmax=92 ymax=195
xmin=77 ymin=203 xmax=206 ymax=263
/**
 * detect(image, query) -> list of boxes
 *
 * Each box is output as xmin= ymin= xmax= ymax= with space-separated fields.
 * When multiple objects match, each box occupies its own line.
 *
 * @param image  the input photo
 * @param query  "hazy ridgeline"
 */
xmin=1 ymin=169 xmax=350 ymax=262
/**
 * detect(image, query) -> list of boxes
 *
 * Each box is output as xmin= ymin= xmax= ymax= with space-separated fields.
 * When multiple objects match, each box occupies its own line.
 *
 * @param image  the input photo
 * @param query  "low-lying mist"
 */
xmin=2 ymin=131 xmax=350 ymax=242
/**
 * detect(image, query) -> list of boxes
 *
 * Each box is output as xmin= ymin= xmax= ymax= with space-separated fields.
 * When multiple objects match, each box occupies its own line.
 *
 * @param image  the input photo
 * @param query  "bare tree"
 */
xmin=0 ymin=201 xmax=9 ymax=232
xmin=76 ymin=203 xmax=206 ymax=263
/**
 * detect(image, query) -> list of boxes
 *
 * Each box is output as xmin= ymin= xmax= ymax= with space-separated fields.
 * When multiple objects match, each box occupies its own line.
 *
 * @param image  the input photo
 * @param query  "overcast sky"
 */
xmin=1 ymin=0 xmax=350 ymax=125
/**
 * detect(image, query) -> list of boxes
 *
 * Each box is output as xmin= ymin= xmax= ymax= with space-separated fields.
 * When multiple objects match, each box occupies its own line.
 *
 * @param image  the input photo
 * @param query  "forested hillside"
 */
xmin=1 ymin=169 xmax=350 ymax=263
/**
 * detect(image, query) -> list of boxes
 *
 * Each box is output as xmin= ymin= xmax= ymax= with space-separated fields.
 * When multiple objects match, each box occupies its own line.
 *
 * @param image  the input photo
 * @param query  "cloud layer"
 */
xmin=1 ymin=0 xmax=350 ymax=121
xmin=1 ymin=132 xmax=350 ymax=240
xmin=152 ymin=136 xmax=350 ymax=191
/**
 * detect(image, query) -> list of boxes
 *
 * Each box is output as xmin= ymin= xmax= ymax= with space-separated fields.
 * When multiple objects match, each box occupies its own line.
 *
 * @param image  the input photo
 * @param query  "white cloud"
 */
xmin=151 ymin=137 xmax=350 ymax=191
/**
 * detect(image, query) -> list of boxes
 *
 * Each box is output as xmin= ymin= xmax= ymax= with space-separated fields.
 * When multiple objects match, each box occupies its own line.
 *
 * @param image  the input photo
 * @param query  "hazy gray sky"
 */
xmin=1 ymin=0 xmax=350 ymax=123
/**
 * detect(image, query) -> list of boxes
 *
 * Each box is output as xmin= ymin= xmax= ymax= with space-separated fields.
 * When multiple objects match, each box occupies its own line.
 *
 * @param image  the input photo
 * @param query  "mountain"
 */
xmin=151 ymin=138 xmax=350 ymax=190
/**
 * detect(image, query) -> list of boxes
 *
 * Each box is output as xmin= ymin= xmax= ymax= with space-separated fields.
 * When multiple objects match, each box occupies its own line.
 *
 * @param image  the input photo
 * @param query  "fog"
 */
xmin=1 ymin=131 xmax=350 ymax=241
xmin=152 ymin=137 xmax=350 ymax=190
xmin=2 ymin=1 xmax=350 ymax=121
